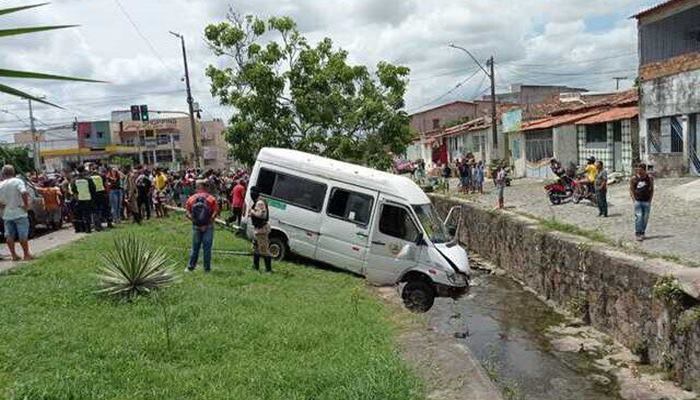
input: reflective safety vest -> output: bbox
[74,178,92,201]
[91,175,105,192]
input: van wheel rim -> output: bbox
[408,290,427,307]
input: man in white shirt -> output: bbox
[0,165,32,260]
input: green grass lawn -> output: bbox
[0,216,422,399]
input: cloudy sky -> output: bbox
[0,0,655,140]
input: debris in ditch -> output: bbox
[589,374,612,386]
[454,329,469,339]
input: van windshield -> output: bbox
[412,204,451,244]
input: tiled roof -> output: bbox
[521,110,602,132]
[574,106,639,125]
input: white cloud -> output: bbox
[0,0,652,132]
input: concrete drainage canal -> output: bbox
[423,256,695,400]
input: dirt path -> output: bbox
[375,286,504,400]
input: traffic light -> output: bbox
[140,105,149,121]
[130,105,140,121]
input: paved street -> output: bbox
[450,176,700,265]
[0,228,85,274]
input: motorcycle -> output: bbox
[545,175,574,205]
[571,174,597,205]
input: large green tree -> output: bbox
[205,12,411,169]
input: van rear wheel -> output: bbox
[268,236,286,261]
[402,280,435,313]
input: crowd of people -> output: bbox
[0,162,264,266]
[18,164,251,233]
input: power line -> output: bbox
[113,0,179,80]
[408,68,481,113]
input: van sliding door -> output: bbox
[316,183,377,274]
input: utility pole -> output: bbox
[448,44,498,154]
[613,76,628,91]
[488,56,498,150]
[28,99,40,171]
[170,31,201,169]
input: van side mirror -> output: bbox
[447,225,457,236]
[415,232,426,246]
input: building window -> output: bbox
[670,116,684,153]
[432,119,440,129]
[525,130,553,162]
[97,131,104,139]
[157,134,170,145]
[648,118,661,153]
[326,188,373,226]
[256,168,327,212]
[649,117,683,153]
[585,123,607,149]
[379,204,419,242]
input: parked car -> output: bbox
[0,177,59,241]
[246,148,471,312]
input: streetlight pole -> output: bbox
[170,31,201,169]
[28,99,41,171]
[448,44,498,153]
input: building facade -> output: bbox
[635,0,700,176]
[12,113,231,171]
[408,101,479,167]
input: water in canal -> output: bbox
[427,270,621,400]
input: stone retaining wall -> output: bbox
[431,194,700,391]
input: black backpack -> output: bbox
[191,196,212,226]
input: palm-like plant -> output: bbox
[97,235,178,299]
[1,2,102,107]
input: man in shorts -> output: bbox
[0,165,33,260]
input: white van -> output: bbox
[245,148,470,311]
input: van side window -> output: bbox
[379,204,419,241]
[327,188,373,225]
[256,168,327,212]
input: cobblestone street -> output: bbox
[450,176,700,265]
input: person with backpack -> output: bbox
[184,179,219,272]
[248,186,272,272]
[136,167,152,220]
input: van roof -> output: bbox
[257,147,430,204]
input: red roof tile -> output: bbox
[521,110,602,132]
[575,106,638,125]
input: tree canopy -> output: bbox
[205,11,411,169]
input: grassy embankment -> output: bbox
[0,216,422,399]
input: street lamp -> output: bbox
[448,43,498,151]
[170,31,201,169]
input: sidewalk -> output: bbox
[0,228,85,273]
[449,176,700,266]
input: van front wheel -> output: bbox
[402,280,435,312]
[268,236,287,261]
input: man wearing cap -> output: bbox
[248,186,272,272]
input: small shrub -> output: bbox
[566,294,589,320]
[652,275,684,305]
[676,307,700,335]
[96,235,178,299]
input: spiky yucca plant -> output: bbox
[97,235,178,299]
